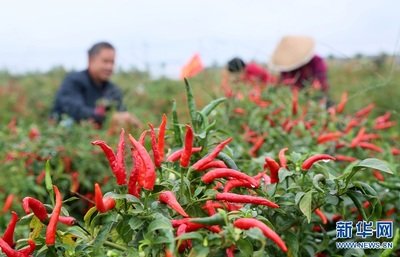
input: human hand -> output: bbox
[109,112,142,134]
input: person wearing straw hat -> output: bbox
[227,57,275,85]
[270,36,328,93]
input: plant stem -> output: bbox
[104,240,128,251]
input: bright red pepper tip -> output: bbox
[159,191,189,218]
[45,185,62,246]
[234,218,288,252]
[301,154,336,171]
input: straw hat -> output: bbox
[270,36,315,72]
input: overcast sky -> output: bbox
[0,0,399,78]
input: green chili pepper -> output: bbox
[312,174,326,193]
[217,152,239,171]
[172,100,183,147]
[189,213,225,226]
[200,97,226,117]
[184,78,198,127]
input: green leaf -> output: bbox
[105,192,142,204]
[278,168,294,182]
[342,158,393,188]
[84,207,97,226]
[176,232,203,241]
[93,222,114,248]
[354,158,393,174]
[29,216,44,239]
[284,231,299,257]
[147,216,171,232]
[299,191,313,223]
[294,192,305,206]
[245,228,266,242]
[129,218,145,230]
[188,245,209,257]
[193,186,204,198]
[236,239,254,257]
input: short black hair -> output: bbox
[227,57,246,73]
[88,42,115,58]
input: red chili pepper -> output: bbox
[165,248,174,257]
[2,194,14,213]
[344,119,359,135]
[391,147,400,156]
[35,170,46,185]
[171,219,221,233]
[226,245,235,257]
[2,211,18,248]
[0,237,24,257]
[225,202,243,212]
[386,207,396,217]
[70,172,80,193]
[375,111,391,124]
[317,132,342,144]
[158,114,167,162]
[372,170,384,181]
[177,223,192,253]
[166,147,202,162]
[335,155,357,162]
[278,148,288,168]
[292,88,299,116]
[128,134,156,191]
[355,103,375,118]
[331,214,342,223]
[128,150,142,197]
[191,138,233,170]
[360,133,380,141]
[57,216,76,226]
[216,193,279,208]
[22,197,48,222]
[358,142,383,153]
[314,208,328,224]
[92,138,127,185]
[224,179,258,193]
[180,125,194,167]
[336,91,348,113]
[350,127,366,148]
[94,183,116,213]
[138,130,147,144]
[264,157,280,184]
[196,160,227,171]
[159,191,189,217]
[301,154,336,171]
[17,239,35,256]
[46,185,62,246]
[234,218,288,252]
[202,201,225,216]
[374,121,396,130]
[148,123,162,168]
[116,128,126,182]
[312,225,322,232]
[234,108,246,115]
[249,136,264,157]
[201,168,258,187]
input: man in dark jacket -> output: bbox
[52,42,139,127]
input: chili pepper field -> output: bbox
[0,60,399,257]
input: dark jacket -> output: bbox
[51,70,125,124]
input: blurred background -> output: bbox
[1,0,399,78]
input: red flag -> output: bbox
[180,53,204,79]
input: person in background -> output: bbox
[227,57,274,85]
[51,42,140,128]
[269,36,329,94]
